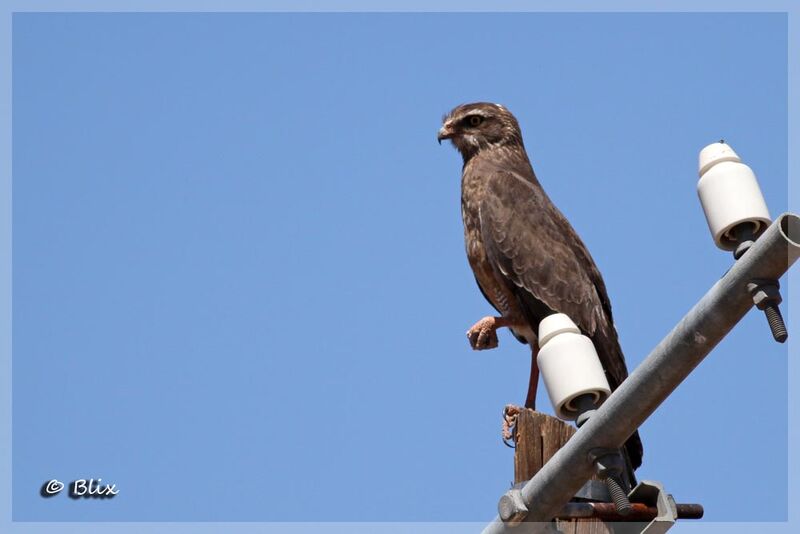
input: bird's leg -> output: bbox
[466,316,516,350]
[524,345,539,410]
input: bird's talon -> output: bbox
[502,404,522,445]
[467,317,500,350]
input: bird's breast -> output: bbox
[461,171,534,344]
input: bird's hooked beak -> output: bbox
[437,123,455,145]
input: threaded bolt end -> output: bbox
[764,304,788,343]
[605,475,632,516]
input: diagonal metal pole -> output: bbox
[482,213,800,534]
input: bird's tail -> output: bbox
[621,429,643,489]
[591,324,644,476]
[624,429,644,471]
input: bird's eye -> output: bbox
[466,115,484,127]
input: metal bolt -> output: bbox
[732,224,788,343]
[748,281,788,343]
[732,223,757,260]
[590,449,632,516]
[604,475,632,516]
[498,489,528,525]
[573,393,597,428]
[763,304,788,343]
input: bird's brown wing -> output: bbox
[478,169,630,390]
[479,168,644,470]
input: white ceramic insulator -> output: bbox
[537,314,611,421]
[697,141,771,251]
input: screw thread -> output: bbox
[605,475,632,516]
[764,304,788,343]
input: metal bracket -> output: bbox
[516,478,612,503]
[627,480,678,534]
[574,479,611,501]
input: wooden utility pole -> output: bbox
[513,409,612,534]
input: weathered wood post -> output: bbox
[513,409,612,534]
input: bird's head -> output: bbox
[437,102,524,160]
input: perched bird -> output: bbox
[438,102,643,470]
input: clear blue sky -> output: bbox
[12,12,788,523]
